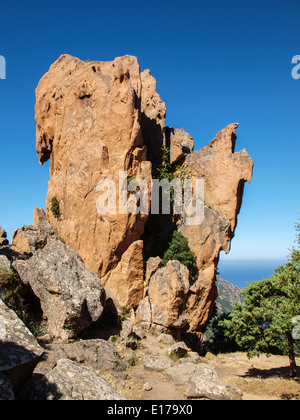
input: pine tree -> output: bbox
[219,221,300,377]
[162,231,197,276]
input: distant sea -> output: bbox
[217,259,288,290]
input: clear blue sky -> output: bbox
[0,0,299,261]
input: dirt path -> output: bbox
[37,330,300,400]
[108,333,188,400]
[112,333,300,401]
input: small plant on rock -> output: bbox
[162,231,198,279]
[50,196,60,218]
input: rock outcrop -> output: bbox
[166,127,194,165]
[165,362,235,400]
[35,54,253,338]
[14,239,105,341]
[0,373,15,400]
[215,277,244,315]
[20,359,125,400]
[0,254,11,272]
[13,208,105,341]
[41,339,126,373]
[35,54,152,284]
[101,240,144,309]
[0,299,44,395]
[0,227,8,247]
[137,261,190,334]
[176,123,253,333]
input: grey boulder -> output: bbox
[20,359,126,400]
[0,373,15,400]
[0,299,43,393]
[13,238,105,340]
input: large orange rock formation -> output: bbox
[35,54,253,337]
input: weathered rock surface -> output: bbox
[144,256,162,297]
[37,339,126,374]
[12,207,56,258]
[180,123,253,268]
[140,69,166,163]
[20,359,125,400]
[175,123,253,334]
[13,238,105,340]
[0,372,15,400]
[120,320,134,341]
[35,54,253,338]
[165,363,201,387]
[0,299,44,392]
[184,264,218,334]
[165,362,236,400]
[101,240,144,309]
[157,333,175,346]
[12,225,45,256]
[0,227,8,247]
[184,362,234,400]
[148,260,190,331]
[135,296,152,331]
[185,374,231,400]
[167,341,189,358]
[166,127,194,165]
[0,255,11,272]
[35,54,152,281]
[190,123,252,232]
[137,260,190,333]
[143,356,174,372]
[34,207,55,236]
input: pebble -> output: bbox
[143,382,153,391]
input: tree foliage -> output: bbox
[203,307,240,354]
[50,196,60,218]
[219,221,300,377]
[162,231,197,277]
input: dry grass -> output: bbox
[238,377,300,400]
[210,352,300,400]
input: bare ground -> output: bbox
[207,352,300,400]
[37,330,300,401]
[100,332,300,401]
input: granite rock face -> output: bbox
[20,359,125,400]
[0,372,15,400]
[165,362,235,400]
[0,255,11,272]
[0,227,8,247]
[14,238,105,341]
[35,54,253,337]
[37,339,126,373]
[35,54,152,283]
[0,299,44,392]
[166,127,194,165]
[136,260,190,333]
[101,240,144,309]
[12,208,105,341]
[177,123,253,333]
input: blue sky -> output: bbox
[0,0,299,261]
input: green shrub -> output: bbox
[0,267,21,305]
[50,196,60,218]
[162,231,197,277]
[120,305,131,321]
